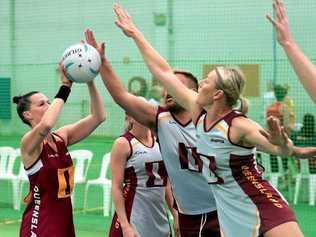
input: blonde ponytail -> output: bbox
[215,66,247,110]
[238,96,248,114]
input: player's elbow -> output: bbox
[92,112,107,126]
[37,122,53,136]
[99,111,107,123]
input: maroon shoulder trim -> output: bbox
[223,110,245,126]
[51,132,69,155]
[52,132,66,144]
[158,105,168,113]
[121,131,134,142]
[204,110,234,132]
[51,132,70,154]
[120,132,134,160]
[225,111,255,149]
[128,131,155,149]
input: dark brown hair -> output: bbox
[12,91,39,126]
[174,69,198,90]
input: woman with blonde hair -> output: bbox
[113,4,305,237]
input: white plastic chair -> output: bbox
[83,152,112,216]
[17,162,29,210]
[256,152,284,188]
[293,159,316,205]
[14,148,29,210]
[69,149,93,208]
[0,146,20,210]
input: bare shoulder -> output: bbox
[20,133,29,157]
[232,116,261,130]
[21,131,31,149]
[112,137,131,154]
[231,116,250,130]
[20,130,39,154]
[20,131,43,167]
[230,116,262,142]
[113,136,130,147]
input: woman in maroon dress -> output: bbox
[15,36,106,237]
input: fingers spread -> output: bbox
[279,0,287,18]
[114,4,125,20]
[267,116,282,137]
[259,129,270,140]
[115,20,124,29]
[84,29,98,48]
[266,14,277,26]
[124,9,131,19]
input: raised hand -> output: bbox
[260,116,289,147]
[266,0,294,46]
[84,29,105,62]
[59,62,73,88]
[114,4,139,38]
[260,116,293,155]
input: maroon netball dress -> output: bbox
[20,133,75,237]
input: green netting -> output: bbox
[1,0,316,236]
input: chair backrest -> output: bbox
[276,156,285,174]
[256,152,272,174]
[70,149,93,183]
[299,159,310,176]
[256,152,283,175]
[99,153,111,179]
[15,148,29,181]
[0,146,18,178]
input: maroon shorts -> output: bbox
[178,210,220,237]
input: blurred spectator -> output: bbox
[291,113,316,145]
[128,76,148,97]
[147,85,163,106]
[266,84,296,135]
[266,85,297,194]
[291,113,316,173]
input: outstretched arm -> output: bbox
[237,116,293,156]
[293,146,316,159]
[21,65,73,168]
[267,0,316,103]
[264,113,316,158]
[84,29,157,129]
[56,80,106,146]
[113,4,197,113]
